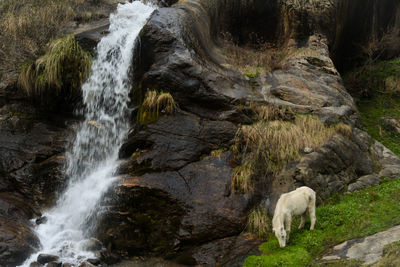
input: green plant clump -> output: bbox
[244,179,400,266]
[19,34,92,98]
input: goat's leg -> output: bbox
[309,199,316,230]
[284,216,292,242]
[298,213,306,229]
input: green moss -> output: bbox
[251,81,260,88]
[8,112,35,119]
[244,179,400,266]
[245,72,260,79]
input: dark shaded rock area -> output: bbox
[330,0,400,71]
[37,254,59,265]
[0,82,75,266]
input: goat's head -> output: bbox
[273,226,287,248]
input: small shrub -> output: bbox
[137,90,177,124]
[18,35,92,98]
[246,206,271,238]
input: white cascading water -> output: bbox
[20,2,155,266]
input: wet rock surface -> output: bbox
[189,233,262,267]
[98,151,248,259]
[0,84,74,265]
[37,254,60,265]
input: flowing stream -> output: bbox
[21,1,155,265]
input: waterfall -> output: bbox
[20,1,155,265]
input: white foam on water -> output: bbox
[20,1,155,265]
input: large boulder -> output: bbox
[98,113,248,256]
[95,0,400,262]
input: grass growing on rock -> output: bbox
[232,111,352,194]
[19,35,92,98]
[0,0,109,80]
[244,179,400,267]
[137,90,177,124]
[220,32,289,75]
[246,206,271,238]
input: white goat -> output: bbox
[272,186,316,248]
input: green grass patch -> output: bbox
[344,57,400,97]
[244,179,400,266]
[245,72,260,79]
[353,57,400,156]
[358,94,400,156]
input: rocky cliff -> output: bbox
[1,0,400,266]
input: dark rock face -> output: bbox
[29,262,43,267]
[133,7,259,119]
[37,254,60,264]
[99,146,248,257]
[0,84,74,265]
[0,191,40,267]
[330,0,400,70]
[189,233,262,267]
[46,261,62,267]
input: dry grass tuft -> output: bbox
[334,123,352,138]
[246,206,271,238]
[137,90,177,124]
[232,113,352,194]
[0,0,75,77]
[18,35,92,97]
[0,0,107,80]
[253,104,296,122]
